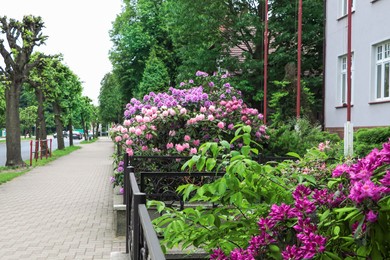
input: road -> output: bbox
[0,137,82,166]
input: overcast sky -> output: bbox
[0,0,123,105]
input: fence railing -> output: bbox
[124,154,165,260]
[29,139,52,166]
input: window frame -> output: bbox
[374,41,390,101]
[338,54,354,106]
[340,0,355,18]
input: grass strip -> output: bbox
[0,145,81,184]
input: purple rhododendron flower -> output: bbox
[366,210,378,223]
[210,249,228,260]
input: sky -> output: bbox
[0,0,123,105]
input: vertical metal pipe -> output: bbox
[297,0,303,118]
[29,140,32,166]
[263,0,269,124]
[347,0,352,122]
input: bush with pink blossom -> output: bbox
[110,71,268,187]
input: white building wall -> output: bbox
[325,0,390,131]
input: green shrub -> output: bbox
[354,126,390,157]
[266,118,341,157]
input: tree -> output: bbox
[137,49,170,98]
[0,15,47,166]
[98,73,124,125]
[20,105,37,138]
[109,0,177,101]
[39,56,82,149]
[77,96,93,140]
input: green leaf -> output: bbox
[206,158,217,171]
[334,207,358,213]
[324,251,343,260]
[286,152,301,160]
[333,226,340,236]
[241,145,251,156]
[196,156,206,171]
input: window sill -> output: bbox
[335,104,354,109]
[369,100,390,105]
[337,10,355,21]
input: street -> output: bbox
[0,137,82,166]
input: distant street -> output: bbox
[0,137,82,166]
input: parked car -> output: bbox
[72,131,83,140]
[53,131,68,138]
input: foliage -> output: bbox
[19,105,37,136]
[354,127,390,157]
[269,80,316,126]
[109,0,177,102]
[98,73,124,124]
[150,126,293,253]
[109,0,325,121]
[137,49,170,98]
[266,118,341,157]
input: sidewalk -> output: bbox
[0,137,125,260]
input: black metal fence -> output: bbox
[123,155,165,260]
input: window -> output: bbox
[340,0,355,17]
[375,41,390,100]
[339,54,354,105]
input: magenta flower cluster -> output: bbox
[332,141,390,212]
[211,185,331,260]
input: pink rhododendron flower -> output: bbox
[115,136,122,142]
[141,146,148,151]
[145,133,153,140]
[190,148,197,155]
[217,121,225,129]
[208,115,215,121]
[193,140,200,146]
[200,107,207,113]
[123,120,131,126]
[119,187,124,195]
[180,108,187,114]
[123,134,129,139]
[184,135,191,142]
[166,143,174,149]
[126,148,134,156]
[175,144,185,153]
[135,128,143,136]
[126,139,133,146]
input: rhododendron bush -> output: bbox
[110,72,268,187]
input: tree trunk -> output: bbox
[5,79,25,167]
[53,102,65,150]
[68,120,73,146]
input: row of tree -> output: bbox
[99,0,324,126]
[0,16,98,167]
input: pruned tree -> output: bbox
[0,15,47,166]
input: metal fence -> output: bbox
[123,154,165,260]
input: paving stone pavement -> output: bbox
[0,137,125,260]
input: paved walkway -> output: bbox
[0,138,125,260]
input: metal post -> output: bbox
[344,0,353,157]
[124,165,130,254]
[297,0,302,118]
[29,140,33,166]
[263,0,269,124]
[50,139,52,157]
[132,193,146,260]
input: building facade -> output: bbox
[325,0,390,136]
